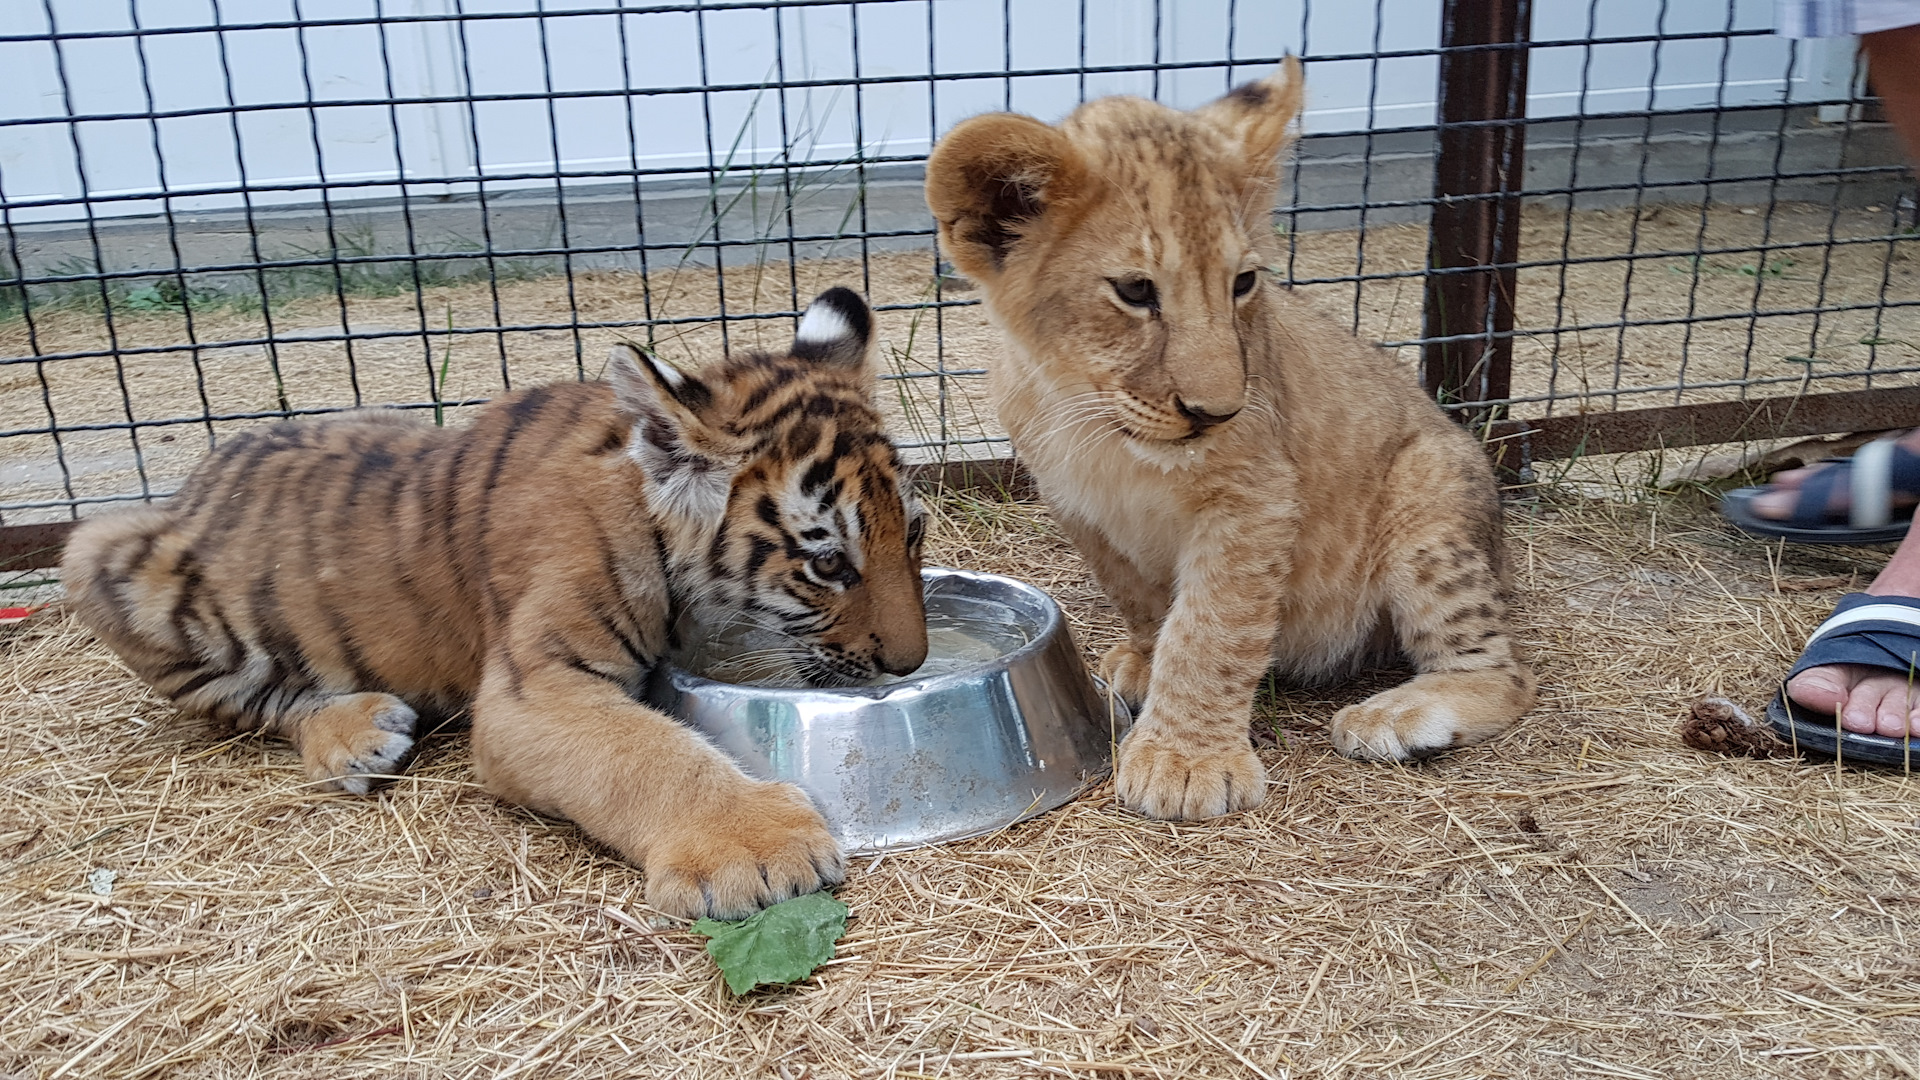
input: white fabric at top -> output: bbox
[1777,0,1920,37]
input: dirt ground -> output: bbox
[4,201,1916,524]
[3,480,1918,1079]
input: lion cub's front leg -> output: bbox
[1329,452,1534,760]
[1053,515,1168,710]
[1112,512,1292,820]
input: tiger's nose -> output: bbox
[877,632,928,677]
[1175,397,1240,435]
[878,645,926,678]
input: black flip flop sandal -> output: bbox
[1722,437,1920,546]
[1767,592,1920,769]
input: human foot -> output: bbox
[1747,429,1920,521]
[1773,592,1920,762]
[1723,433,1920,545]
[1787,663,1920,737]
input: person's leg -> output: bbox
[1784,20,1920,738]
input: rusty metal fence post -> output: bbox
[1422,0,1530,426]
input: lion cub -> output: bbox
[925,60,1534,820]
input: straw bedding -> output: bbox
[4,480,1919,1079]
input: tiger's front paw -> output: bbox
[644,780,845,921]
[1098,643,1153,709]
[300,694,417,796]
[1115,725,1266,820]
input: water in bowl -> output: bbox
[869,599,1030,684]
[675,591,1032,688]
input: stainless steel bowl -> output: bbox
[646,567,1131,854]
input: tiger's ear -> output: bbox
[608,344,742,520]
[609,342,714,417]
[925,112,1089,284]
[1196,56,1305,176]
[790,286,874,374]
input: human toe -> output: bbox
[1872,681,1920,738]
[1840,675,1901,734]
[1787,664,1851,717]
[1749,467,1826,519]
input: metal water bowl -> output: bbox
[646,567,1130,854]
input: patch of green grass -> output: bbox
[0,251,22,321]
[0,253,118,318]
[433,302,457,426]
[0,225,549,327]
[260,225,550,307]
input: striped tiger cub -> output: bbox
[61,287,928,919]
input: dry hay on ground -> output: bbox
[5,201,1916,524]
[3,483,1919,1079]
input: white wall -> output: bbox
[0,0,1854,224]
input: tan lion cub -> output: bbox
[925,60,1534,820]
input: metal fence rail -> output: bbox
[2,0,1917,573]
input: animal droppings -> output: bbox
[1680,696,1785,759]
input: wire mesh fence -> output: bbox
[1,0,1916,550]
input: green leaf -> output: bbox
[690,891,849,995]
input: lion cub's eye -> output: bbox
[1110,277,1158,309]
[1233,270,1258,298]
[809,552,848,581]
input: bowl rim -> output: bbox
[656,565,1067,700]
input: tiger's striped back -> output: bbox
[64,289,926,738]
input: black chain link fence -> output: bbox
[1,0,1915,563]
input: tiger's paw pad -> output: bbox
[304,698,418,795]
[1330,688,1464,762]
[1114,729,1265,820]
[644,782,845,921]
[1098,643,1153,710]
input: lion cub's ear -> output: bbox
[1197,55,1305,174]
[925,113,1088,283]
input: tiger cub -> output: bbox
[61,287,928,919]
[925,62,1534,820]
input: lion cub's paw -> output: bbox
[1098,643,1153,709]
[1115,728,1266,820]
[300,694,417,795]
[1330,685,1470,762]
[645,780,845,921]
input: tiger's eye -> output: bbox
[1111,277,1158,309]
[810,552,847,580]
[1233,269,1258,297]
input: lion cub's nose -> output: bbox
[1175,398,1240,435]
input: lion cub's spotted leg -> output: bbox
[280,693,419,795]
[1330,453,1534,761]
[1113,510,1292,820]
[1054,515,1168,709]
